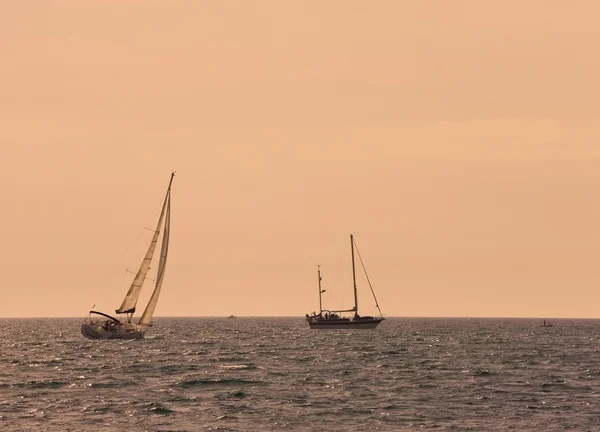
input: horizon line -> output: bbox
[1,315,598,320]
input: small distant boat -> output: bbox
[227,315,237,319]
[541,319,554,327]
[306,234,384,329]
[81,172,175,340]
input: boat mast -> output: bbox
[350,234,358,316]
[317,265,323,315]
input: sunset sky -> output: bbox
[2,1,600,318]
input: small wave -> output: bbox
[218,364,256,370]
[81,404,118,414]
[158,363,202,374]
[146,403,175,415]
[383,349,406,355]
[216,414,238,420]
[89,380,137,389]
[144,334,164,339]
[28,380,68,389]
[541,380,568,388]
[212,356,249,362]
[177,378,260,387]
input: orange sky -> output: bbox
[2,1,600,318]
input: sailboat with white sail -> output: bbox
[81,172,174,340]
[306,234,384,329]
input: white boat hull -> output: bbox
[80,323,144,340]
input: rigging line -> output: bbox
[309,266,319,312]
[353,238,384,317]
[150,183,170,226]
[131,185,166,260]
[116,235,137,268]
[104,233,137,294]
[118,268,129,291]
[130,228,145,270]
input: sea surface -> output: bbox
[0,317,599,431]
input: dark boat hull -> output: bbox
[307,318,384,329]
[80,323,144,340]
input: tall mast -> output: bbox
[350,234,358,315]
[317,265,323,314]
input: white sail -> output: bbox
[115,188,169,314]
[139,193,170,327]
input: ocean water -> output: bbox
[0,317,598,431]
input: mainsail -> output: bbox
[139,193,170,327]
[115,176,173,315]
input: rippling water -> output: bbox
[0,317,599,431]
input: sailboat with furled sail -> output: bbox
[81,172,174,340]
[306,234,384,329]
